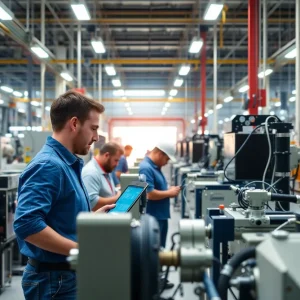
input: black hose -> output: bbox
[218,247,256,300]
[271,193,298,203]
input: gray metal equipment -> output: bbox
[23,131,51,162]
[0,173,19,293]
[255,231,300,300]
[70,214,213,300]
[128,166,139,174]
[120,174,140,191]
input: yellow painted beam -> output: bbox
[17,18,295,25]
[13,97,279,103]
[0,58,275,65]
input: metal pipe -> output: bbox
[70,28,74,76]
[194,76,198,132]
[98,62,102,128]
[296,0,300,143]
[185,80,188,135]
[26,0,29,31]
[27,55,33,127]
[41,0,46,128]
[248,0,260,115]
[213,24,218,134]
[262,0,267,89]
[201,31,207,134]
[77,24,82,88]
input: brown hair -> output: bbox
[124,145,133,151]
[50,90,105,132]
[100,142,124,156]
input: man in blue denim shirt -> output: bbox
[14,91,115,300]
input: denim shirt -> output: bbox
[14,136,90,263]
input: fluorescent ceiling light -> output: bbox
[31,101,40,107]
[128,111,133,115]
[230,114,236,120]
[168,96,173,100]
[289,96,296,102]
[31,46,49,59]
[204,3,224,21]
[112,79,121,87]
[204,130,209,135]
[243,111,249,115]
[125,90,165,97]
[189,38,203,54]
[71,4,91,21]
[292,90,296,95]
[224,96,233,103]
[165,102,171,107]
[174,78,184,87]
[218,120,223,124]
[216,104,223,109]
[91,39,106,54]
[198,116,202,120]
[274,102,281,107]
[18,108,25,113]
[204,113,208,117]
[179,65,190,76]
[190,119,195,124]
[161,111,166,115]
[24,91,28,97]
[13,91,23,97]
[169,89,178,96]
[0,86,13,93]
[224,118,229,122]
[0,99,3,104]
[5,133,12,138]
[208,109,213,115]
[105,65,116,76]
[60,72,73,82]
[125,103,130,107]
[285,48,296,59]
[0,2,14,20]
[45,106,51,111]
[113,89,125,97]
[270,111,275,115]
[239,85,249,93]
[258,68,273,78]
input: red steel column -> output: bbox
[201,31,207,133]
[248,0,260,115]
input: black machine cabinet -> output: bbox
[224,132,275,181]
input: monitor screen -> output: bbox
[108,185,144,213]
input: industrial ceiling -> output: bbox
[0,0,297,133]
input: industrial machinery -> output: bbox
[183,179,235,219]
[0,173,19,293]
[223,115,293,211]
[120,173,140,191]
[128,166,139,174]
[207,186,300,286]
[218,230,300,300]
[70,214,214,300]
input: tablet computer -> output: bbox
[108,181,148,213]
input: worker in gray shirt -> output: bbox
[82,142,123,211]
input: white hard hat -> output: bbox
[156,142,176,162]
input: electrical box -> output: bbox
[224,132,275,181]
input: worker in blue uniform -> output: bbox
[14,91,115,300]
[139,142,180,290]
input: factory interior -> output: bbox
[1,0,300,299]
